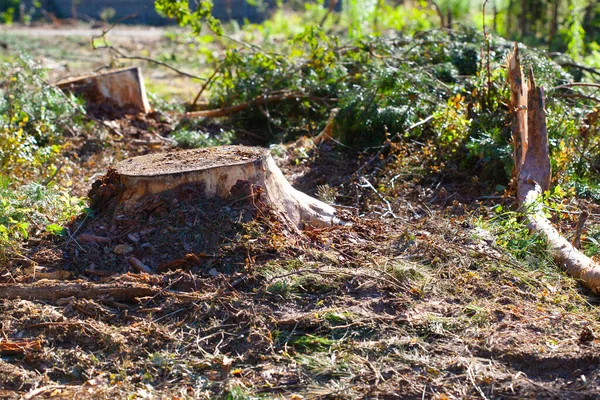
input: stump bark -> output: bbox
[114,145,342,229]
[507,44,600,293]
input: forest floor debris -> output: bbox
[1,26,600,400]
[2,136,600,399]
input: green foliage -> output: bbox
[154,0,223,35]
[160,5,596,189]
[0,0,16,24]
[476,210,555,271]
[289,334,334,352]
[0,57,86,258]
[564,5,586,62]
[0,57,84,178]
[171,127,235,148]
[0,178,86,258]
[99,7,116,23]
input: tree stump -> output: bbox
[114,145,342,228]
[56,67,151,115]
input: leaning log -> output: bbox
[508,44,600,293]
[113,145,342,229]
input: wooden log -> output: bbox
[56,67,151,115]
[114,145,342,228]
[508,45,600,293]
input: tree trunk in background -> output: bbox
[429,1,445,28]
[520,0,528,38]
[493,0,498,32]
[549,0,560,49]
[582,0,595,35]
[507,0,514,38]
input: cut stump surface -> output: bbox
[115,145,342,229]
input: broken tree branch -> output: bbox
[0,281,206,302]
[551,82,600,91]
[557,62,600,80]
[508,44,600,293]
[91,20,205,82]
[572,211,589,250]
[185,92,312,119]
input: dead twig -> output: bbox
[551,82,600,91]
[92,18,205,82]
[192,67,221,105]
[358,177,399,219]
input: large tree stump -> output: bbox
[114,145,341,228]
[56,67,151,115]
[507,44,600,293]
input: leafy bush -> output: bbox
[0,57,85,179]
[157,0,598,193]
[171,127,235,148]
[0,57,87,258]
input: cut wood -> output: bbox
[56,67,151,114]
[128,257,154,274]
[507,44,600,293]
[114,145,343,228]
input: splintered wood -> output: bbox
[508,44,600,293]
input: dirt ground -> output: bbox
[1,27,600,400]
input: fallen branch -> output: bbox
[508,44,600,293]
[551,82,600,91]
[185,92,309,119]
[0,281,158,302]
[0,281,208,302]
[557,62,600,80]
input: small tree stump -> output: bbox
[115,145,341,228]
[56,67,151,115]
